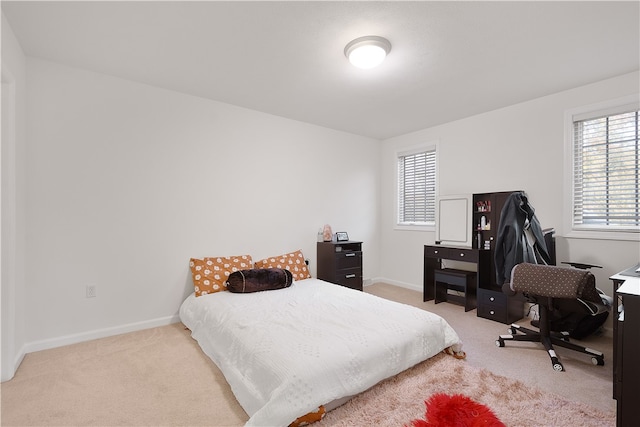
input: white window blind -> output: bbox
[572,108,639,231]
[398,149,436,225]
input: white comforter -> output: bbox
[180,278,461,427]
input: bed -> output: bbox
[180,276,463,426]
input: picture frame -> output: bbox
[336,232,349,242]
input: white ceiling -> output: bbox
[2,1,639,140]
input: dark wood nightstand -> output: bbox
[317,241,363,291]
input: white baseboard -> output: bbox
[366,277,422,293]
[23,314,181,355]
[0,347,26,382]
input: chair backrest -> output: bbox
[543,228,556,265]
[510,263,595,299]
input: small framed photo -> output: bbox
[336,232,349,242]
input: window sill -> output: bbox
[394,224,436,232]
[564,230,640,242]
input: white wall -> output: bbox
[5,16,639,368]
[379,71,640,296]
[1,14,27,381]
[23,58,380,351]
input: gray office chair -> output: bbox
[495,262,606,372]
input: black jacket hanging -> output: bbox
[494,191,552,288]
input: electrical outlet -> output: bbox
[86,284,97,298]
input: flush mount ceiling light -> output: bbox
[344,35,391,69]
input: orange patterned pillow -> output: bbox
[189,255,253,297]
[254,250,311,281]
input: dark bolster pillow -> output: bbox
[226,268,293,293]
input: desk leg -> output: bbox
[434,281,447,304]
[423,257,437,301]
[464,274,477,312]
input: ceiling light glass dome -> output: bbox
[344,36,392,69]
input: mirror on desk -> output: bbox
[436,194,472,247]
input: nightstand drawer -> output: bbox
[336,251,362,270]
[334,268,362,290]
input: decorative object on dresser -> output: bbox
[336,231,349,242]
[322,224,333,242]
[317,241,363,290]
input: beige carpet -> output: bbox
[1,323,248,426]
[1,283,616,426]
[320,352,615,427]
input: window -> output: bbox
[397,146,437,227]
[568,97,639,237]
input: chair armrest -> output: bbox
[578,299,609,316]
[561,261,602,269]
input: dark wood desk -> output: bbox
[424,245,524,323]
[423,245,491,302]
[610,267,640,427]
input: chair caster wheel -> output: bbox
[508,327,516,334]
[496,339,504,348]
[553,362,564,372]
[592,357,604,366]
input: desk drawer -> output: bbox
[479,289,507,306]
[477,288,524,324]
[425,246,451,258]
[424,246,478,262]
[478,303,507,322]
[450,248,478,262]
